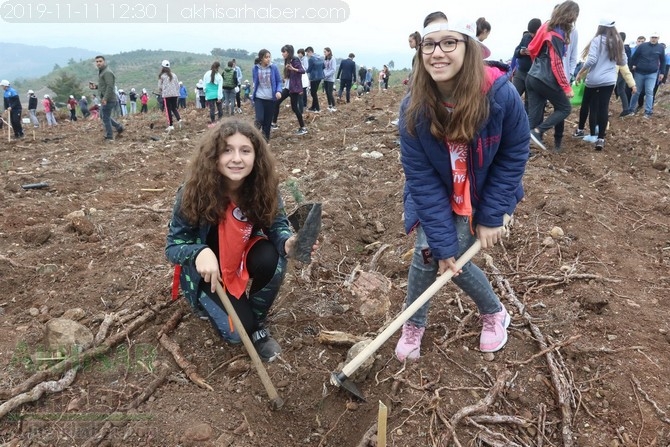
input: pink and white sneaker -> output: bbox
[395,322,425,361]
[479,306,511,352]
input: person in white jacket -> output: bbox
[203,61,224,126]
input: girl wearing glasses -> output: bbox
[395,12,529,362]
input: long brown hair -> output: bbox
[405,14,489,143]
[159,66,173,81]
[548,1,580,45]
[210,61,220,83]
[179,118,279,228]
[581,26,624,64]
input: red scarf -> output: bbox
[218,202,263,299]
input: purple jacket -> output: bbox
[287,56,305,94]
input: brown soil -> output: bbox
[1,88,669,447]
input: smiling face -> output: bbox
[217,132,255,190]
[421,20,466,94]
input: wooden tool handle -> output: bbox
[214,282,284,410]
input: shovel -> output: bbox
[331,215,510,400]
[214,282,284,410]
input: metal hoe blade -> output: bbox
[330,371,366,401]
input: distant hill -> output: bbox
[0,43,99,80]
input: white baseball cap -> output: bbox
[161,60,170,67]
[28,89,34,94]
[599,18,616,27]
[0,80,10,87]
[448,19,491,59]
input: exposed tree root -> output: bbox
[0,301,168,403]
[485,254,576,447]
[0,367,78,419]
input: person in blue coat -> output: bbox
[252,49,283,141]
[1,80,24,138]
[395,13,530,362]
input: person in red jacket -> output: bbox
[67,95,78,121]
[525,1,579,150]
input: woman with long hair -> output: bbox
[157,60,182,130]
[573,19,628,150]
[395,12,529,361]
[166,118,316,362]
[252,49,283,141]
[525,1,580,150]
[203,61,223,126]
[272,44,307,135]
[323,47,337,111]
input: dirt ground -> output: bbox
[1,86,669,447]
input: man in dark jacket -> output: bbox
[1,79,24,138]
[628,32,666,117]
[336,53,357,103]
[91,56,124,140]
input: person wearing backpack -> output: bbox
[525,1,579,151]
[221,61,239,116]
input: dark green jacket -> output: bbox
[98,65,117,103]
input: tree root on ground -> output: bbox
[0,302,169,404]
[157,306,213,391]
[0,367,78,419]
[485,254,576,447]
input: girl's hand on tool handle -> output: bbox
[438,258,462,276]
[476,224,504,249]
[195,248,221,293]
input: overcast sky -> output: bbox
[0,0,666,69]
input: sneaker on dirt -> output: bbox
[479,306,510,353]
[395,322,425,361]
[252,328,281,362]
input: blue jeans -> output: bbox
[629,71,657,115]
[101,101,122,138]
[404,217,502,327]
[254,97,275,141]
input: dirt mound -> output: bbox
[1,87,669,446]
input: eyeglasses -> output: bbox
[420,38,466,55]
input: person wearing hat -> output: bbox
[627,31,666,117]
[79,95,91,119]
[67,94,78,122]
[117,89,127,116]
[93,55,124,140]
[394,12,529,362]
[195,79,205,109]
[128,87,137,114]
[1,80,24,138]
[572,19,628,151]
[42,94,58,126]
[178,81,188,109]
[140,88,149,113]
[27,90,40,127]
[157,59,182,130]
